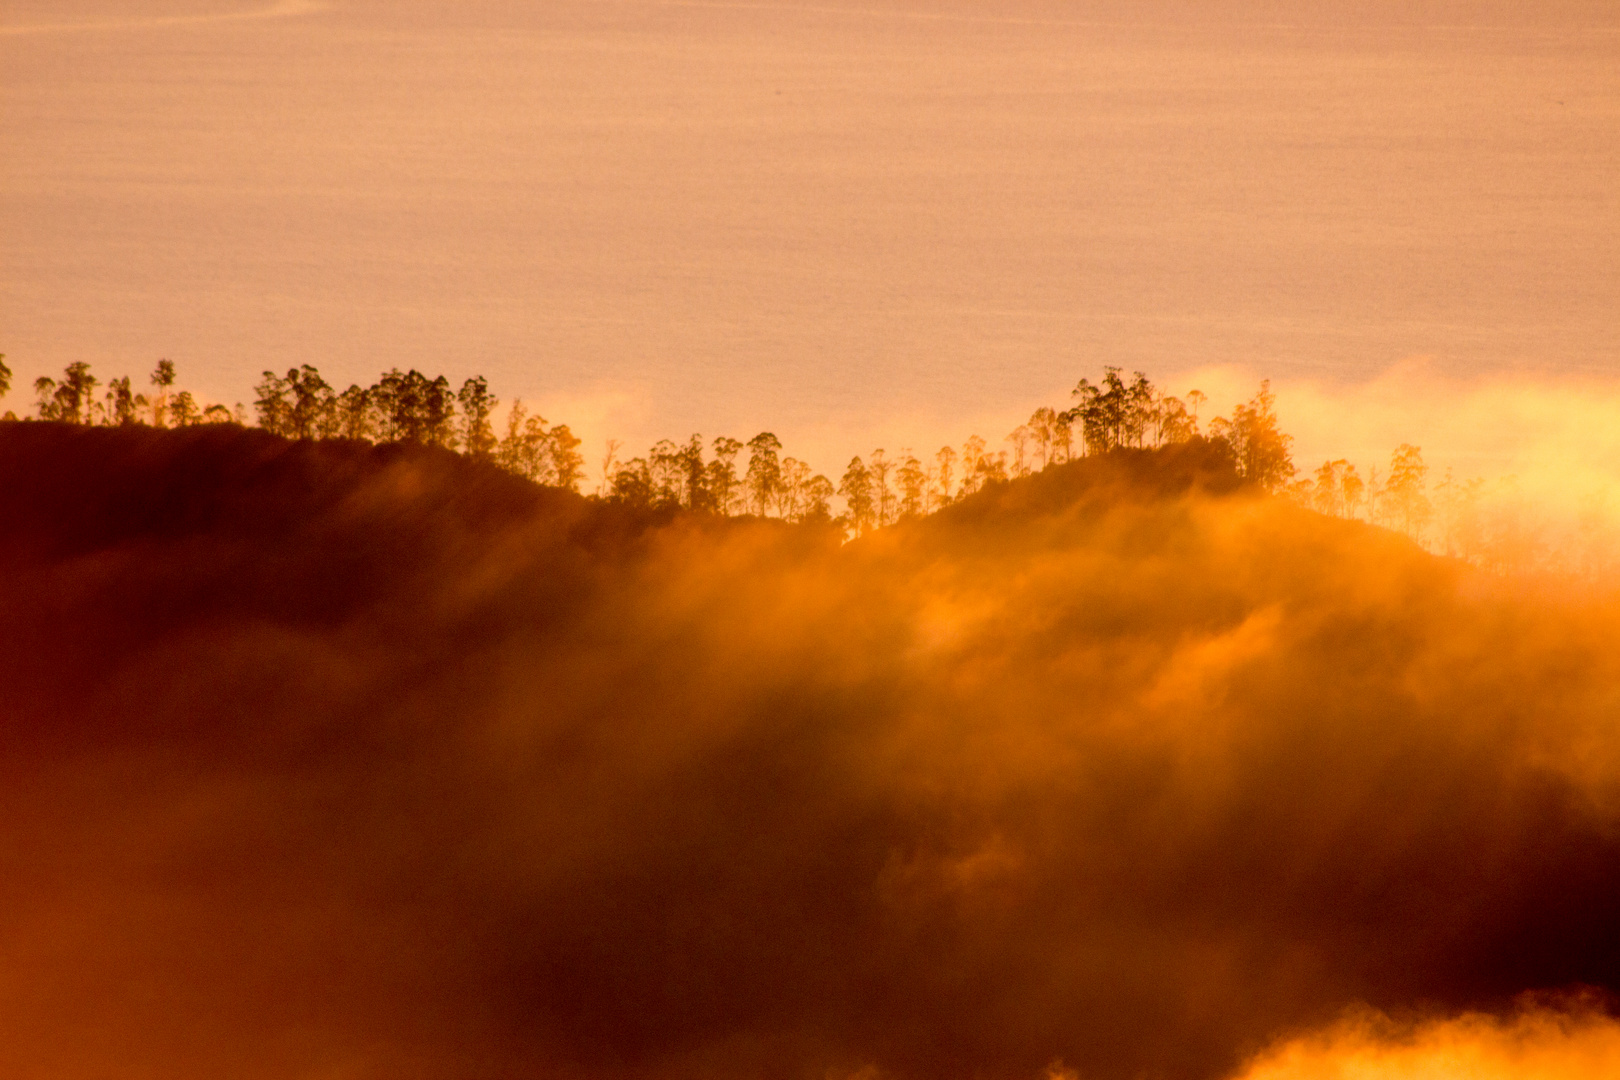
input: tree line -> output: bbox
[0,356,1296,531]
[602,367,1297,535]
[5,353,1513,558]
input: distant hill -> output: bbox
[1,421,1616,1080]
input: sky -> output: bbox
[3,0,1618,479]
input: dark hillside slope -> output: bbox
[1,423,1617,1080]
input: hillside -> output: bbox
[2,422,1617,1080]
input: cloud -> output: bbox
[1233,998,1620,1080]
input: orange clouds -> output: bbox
[1234,1000,1620,1080]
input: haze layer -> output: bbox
[2,423,1618,1078]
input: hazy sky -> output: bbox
[3,0,1617,466]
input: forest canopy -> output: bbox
[0,352,1603,574]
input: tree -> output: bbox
[35,362,99,424]
[498,401,554,483]
[934,445,957,507]
[550,424,584,491]
[667,435,708,509]
[1052,410,1074,462]
[1381,443,1431,540]
[706,437,743,513]
[745,432,783,516]
[168,390,201,427]
[648,439,684,506]
[799,474,835,524]
[1210,381,1294,491]
[285,365,333,439]
[868,449,894,527]
[896,453,927,519]
[0,354,10,401]
[838,456,874,536]
[958,436,989,496]
[254,370,291,435]
[103,376,145,426]
[334,385,373,440]
[1185,389,1207,434]
[373,369,455,446]
[457,377,499,460]
[1006,425,1033,477]
[1066,368,1155,454]
[1155,395,1196,445]
[778,457,811,519]
[1027,407,1057,469]
[611,457,653,506]
[150,359,176,427]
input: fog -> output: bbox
[3,422,1617,1078]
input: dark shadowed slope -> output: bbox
[2,423,1617,1080]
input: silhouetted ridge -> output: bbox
[0,422,566,558]
[933,437,1245,526]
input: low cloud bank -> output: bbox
[1233,997,1620,1080]
[2,423,1618,1079]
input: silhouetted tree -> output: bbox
[648,439,684,507]
[550,424,584,492]
[1027,408,1057,469]
[102,376,145,426]
[1185,389,1207,433]
[1067,368,1152,453]
[334,385,373,440]
[0,354,10,402]
[457,377,499,460]
[1006,425,1033,477]
[374,369,455,446]
[150,359,176,427]
[611,457,654,507]
[869,449,895,526]
[285,365,334,439]
[745,432,783,516]
[168,390,201,427]
[35,362,99,424]
[1210,381,1294,491]
[897,453,927,519]
[254,370,291,435]
[498,401,554,483]
[706,437,743,513]
[799,474,836,524]
[839,456,874,536]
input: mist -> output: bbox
[3,421,1618,1078]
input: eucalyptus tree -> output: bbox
[457,376,499,460]
[706,437,743,513]
[150,359,176,427]
[745,432,783,516]
[103,376,145,425]
[1209,381,1294,492]
[838,456,874,536]
[34,362,99,424]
